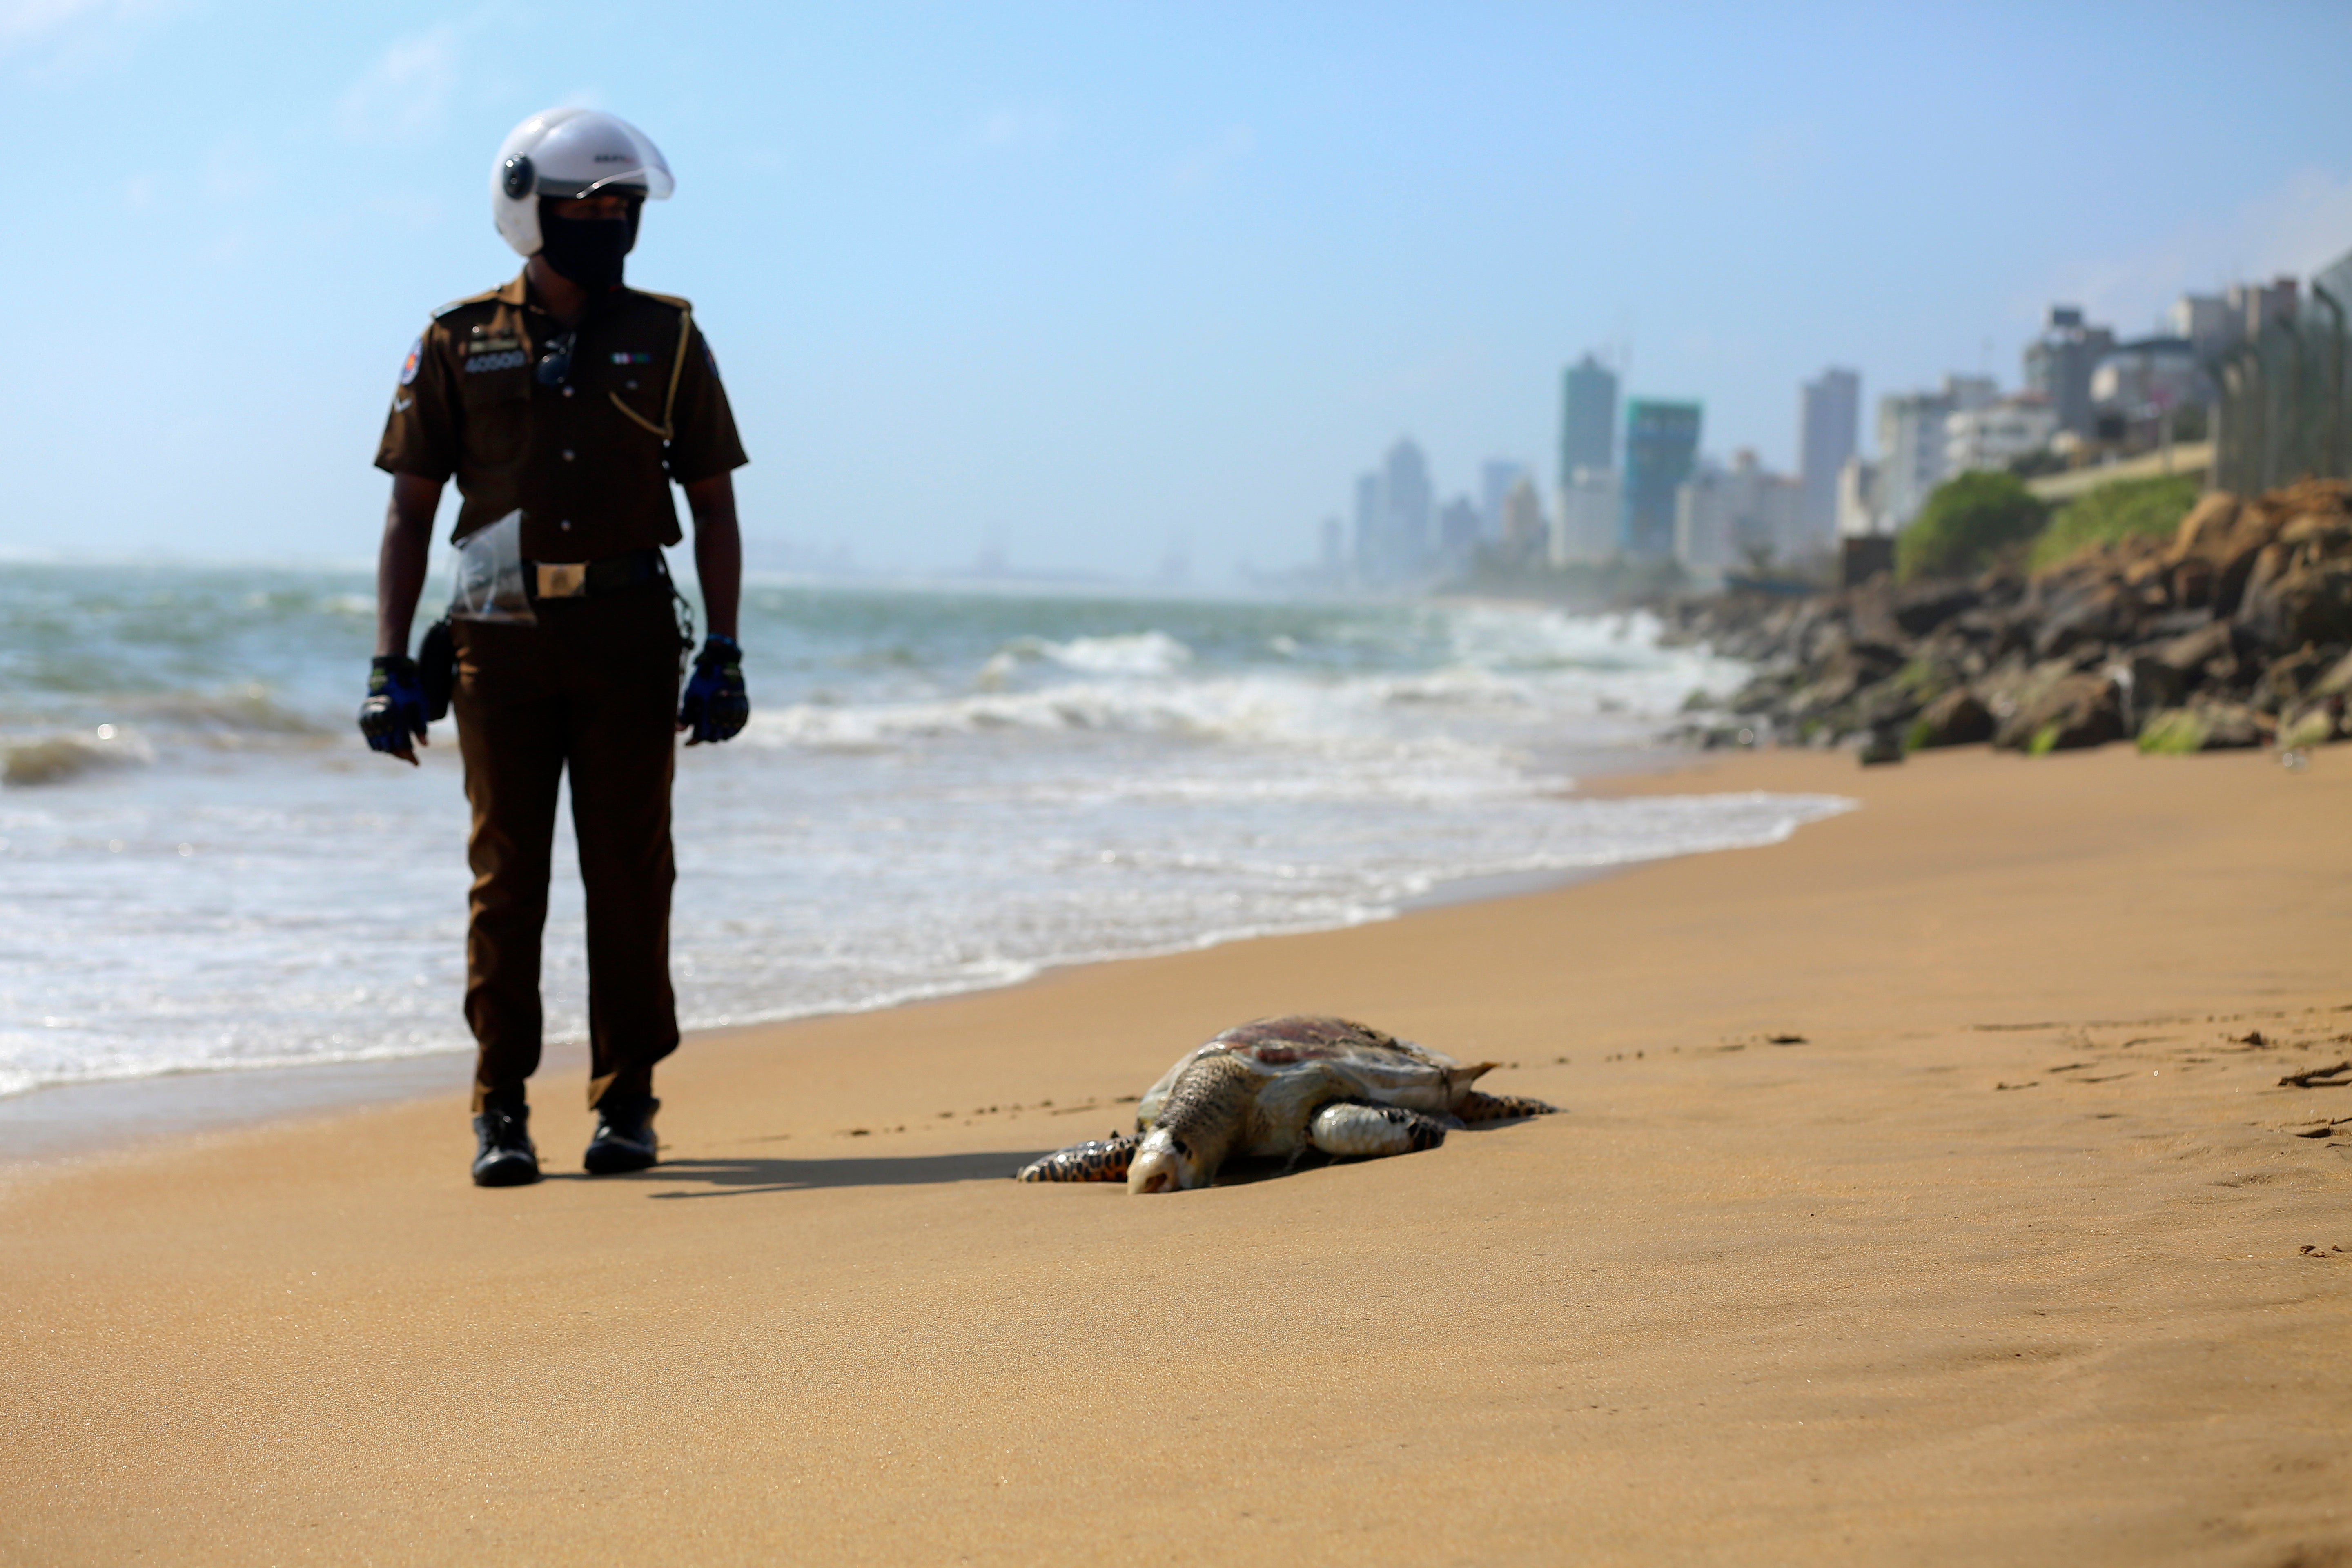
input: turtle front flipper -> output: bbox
[1457,1090,1558,1122]
[1015,1134,1141,1183]
[1308,1100,1449,1160]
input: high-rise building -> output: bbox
[1553,466,1619,566]
[1499,476,1548,565]
[1835,456,1881,539]
[1382,438,1433,577]
[1797,368,1860,548]
[1620,399,1701,558]
[2023,306,2117,437]
[2169,279,2304,364]
[1319,516,1345,578]
[2168,293,2233,359]
[1876,375,1995,531]
[1352,440,1434,584]
[2227,277,2299,337]
[1479,460,1526,541]
[1439,496,1482,563]
[1560,355,1617,482]
[1945,394,2059,475]
[1673,450,1804,576]
[1352,471,1383,581]
[2091,339,2201,421]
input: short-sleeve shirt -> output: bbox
[375,270,748,561]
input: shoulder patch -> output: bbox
[398,336,423,386]
[430,285,504,321]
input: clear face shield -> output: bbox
[539,168,666,202]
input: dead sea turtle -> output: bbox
[1015,1014,1557,1194]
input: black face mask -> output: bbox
[537,199,640,292]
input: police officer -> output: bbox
[362,108,750,1187]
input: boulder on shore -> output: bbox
[1993,672,2124,755]
[2122,653,2187,719]
[1654,479,2352,761]
[2237,558,2352,653]
[1905,689,1993,750]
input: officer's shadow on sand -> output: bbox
[603,1150,1049,1197]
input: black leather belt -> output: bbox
[525,547,667,601]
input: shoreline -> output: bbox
[7,741,2348,1563]
[0,858,1652,1169]
[0,746,1688,1169]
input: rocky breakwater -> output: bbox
[1662,479,2352,759]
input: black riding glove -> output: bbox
[359,655,429,764]
[678,635,748,745]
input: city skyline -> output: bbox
[1326,245,2336,584]
[3,4,2349,579]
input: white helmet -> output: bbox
[490,108,674,258]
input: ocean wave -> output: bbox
[1044,630,1193,675]
[0,689,329,785]
[1375,665,1532,707]
[977,629,1193,689]
[751,672,1326,748]
[1446,606,1658,665]
[2,725,155,786]
[743,648,1714,755]
[127,685,329,739]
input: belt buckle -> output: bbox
[535,561,590,599]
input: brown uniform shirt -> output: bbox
[375,271,748,561]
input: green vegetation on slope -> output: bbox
[2028,474,2201,572]
[2137,710,2209,754]
[1897,471,2049,583]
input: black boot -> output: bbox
[584,1093,661,1175]
[472,1092,540,1187]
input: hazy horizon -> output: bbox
[5,0,2348,581]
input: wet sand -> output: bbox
[3,744,2348,1564]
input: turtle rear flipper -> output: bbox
[1015,1134,1140,1182]
[1458,1089,1557,1122]
[1308,1101,1448,1160]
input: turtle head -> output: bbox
[1125,1125,1209,1194]
[1125,1046,1254,1194]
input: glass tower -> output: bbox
[1620,399,1701,557]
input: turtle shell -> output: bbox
[1135,1014,1495,1158]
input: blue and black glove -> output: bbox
[678,635,749,745]
[359,655,429,764]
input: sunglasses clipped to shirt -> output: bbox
[536,330,577,387]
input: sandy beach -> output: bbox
[3,742,2348,1565]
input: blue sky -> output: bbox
[4,0,2349,579]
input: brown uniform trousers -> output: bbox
[454,582,684,1110]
